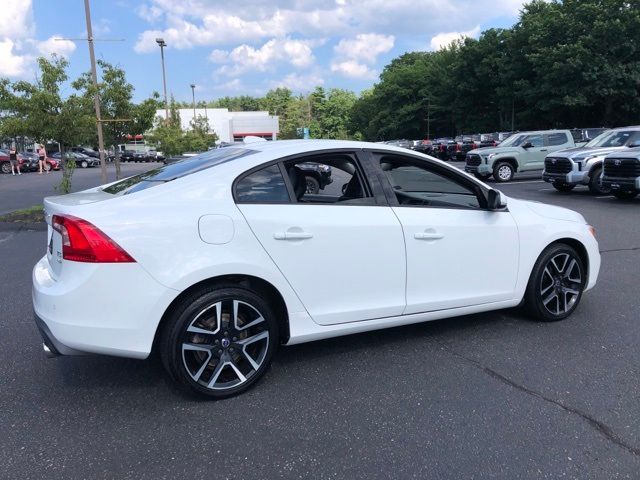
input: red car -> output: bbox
[0,149,25,174]
[45,157,61,171]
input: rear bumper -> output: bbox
[34,313,87,357]
[32,255,179,359]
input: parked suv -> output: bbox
[542,127,640,194]
[601,149,640,200]
[465,130,578,182]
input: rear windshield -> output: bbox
[103,148,256,195]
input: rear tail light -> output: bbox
[51,214,135,263]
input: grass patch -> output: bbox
[0,205,44,223]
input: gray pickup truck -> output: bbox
[542,127,640,194]
[465,130,581,182]
[601,148,640,200]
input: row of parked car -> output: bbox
[0,150,61,174]
[461,126,640,200]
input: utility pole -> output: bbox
[427,97,431,140]
[190,83,196,123]
[83,0,107,184]
[511,97,515,132]
[156,38,169,120]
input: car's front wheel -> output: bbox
[160,285,279,398]
[80,160,88,168]
[523,243,585,321]
[493,162,514,182]
[305,176,320,194]
[587,166,609,195]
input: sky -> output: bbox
[1,0,528,103]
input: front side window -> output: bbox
[283,154,373,205]
[235,164,290,203]
[379,156,481,209]
[522,134,544,147]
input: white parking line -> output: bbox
[504,180,545,185]
[596,195,613,199]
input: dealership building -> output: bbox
[156,108,280,143]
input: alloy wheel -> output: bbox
[180,299,270,391]
[539,252,582,315]
[498,165,512,181]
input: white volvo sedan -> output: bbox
[33,140,600,398]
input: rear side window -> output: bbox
[104,148,255,195]
[546,133,569,146]
[236,164,290,203]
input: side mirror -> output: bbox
[521,141,533,149]
[487,189,507,210]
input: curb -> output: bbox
[0,221,47,232]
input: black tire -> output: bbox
[80,160,88,168]
[493,162,514,182]
[587,166,609,195]
[523,243,585,322]
[612,190,638,200]
[43,162,52,172]
[474,172,491,181]
[305,176,320,194]
[1,162,10,174]
[552,182,575,193]
[160,285,279,399]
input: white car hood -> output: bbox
[509,197,586,223]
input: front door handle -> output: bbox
[274,231,313,240]
[540,149,548,152]
[414,231,444,241]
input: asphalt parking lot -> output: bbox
[1,160,639,479]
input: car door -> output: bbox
[372,152,519,314]
[235,151,406,326]
[544,132,572,155]
[519,134,546,171]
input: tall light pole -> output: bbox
[426,96,431,140]
[156,38,169,120]
[190,83,196,123]
[83,0,107,184]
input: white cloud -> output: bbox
[0,0,78,78]
[213,38,316,76]
[429,25,482,50]
[271,72,325,92]
[330,60,377,80]
[37,36,77,58]
[330,33,393,79]
[0,39,31,77]
[136,4,164,23]
[333,33,394,64]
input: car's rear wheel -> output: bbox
[305,176,320,194]
[552,181,575,192]
[612,190,638,200]
[587,166,609,195]
[523,244,585,321]
[43,162,52,172]
[1,162,10,174]
[493,162,514,182]
[160,285,279,398]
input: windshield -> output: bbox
[585,130,640,148]
[103,147,256,195]
[498,134,527,147]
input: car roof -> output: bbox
[232,139,420,157]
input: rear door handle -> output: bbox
[414,231,444,240]
[274,231,313,240]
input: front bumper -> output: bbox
[542,170,589,185]
[601,175,640,191]
[465,164,492,175]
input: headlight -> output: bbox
[487,153,496,160]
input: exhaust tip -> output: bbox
[43,342,59,358]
